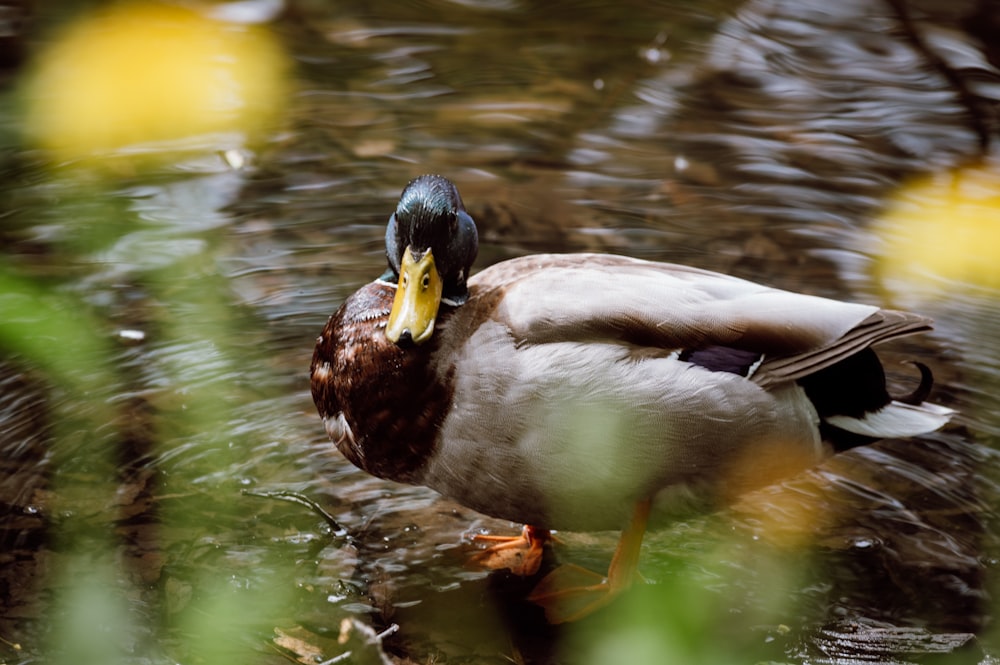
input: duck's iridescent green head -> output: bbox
[382,174,478,346]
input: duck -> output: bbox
[310,174,953,623]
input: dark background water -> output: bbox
[1,1,1000,663]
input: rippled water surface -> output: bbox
[2,1,1000,663]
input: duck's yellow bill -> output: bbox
[386,246,443,345]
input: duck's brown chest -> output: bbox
[310,282,451,483]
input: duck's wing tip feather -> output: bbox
[752,309,934,388]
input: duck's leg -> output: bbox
[469,524,550,576]
[527,498,651,623]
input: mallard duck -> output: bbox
[310,174,953,623]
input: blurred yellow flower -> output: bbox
[877,164,1000,291]
[22,2,289,164]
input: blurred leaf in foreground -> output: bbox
[877,162,1000,292]
[0,265,113,398]
[20,1,289,167]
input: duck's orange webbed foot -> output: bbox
[526,564,615,623]
[469,524,551,576]
[527,499,651,624]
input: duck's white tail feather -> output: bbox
[825,401,954,438]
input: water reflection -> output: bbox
[1,0,999,663]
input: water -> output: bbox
[2,0,1000,663]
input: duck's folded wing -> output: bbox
[751,309,931,388]
[476,253,932,386]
